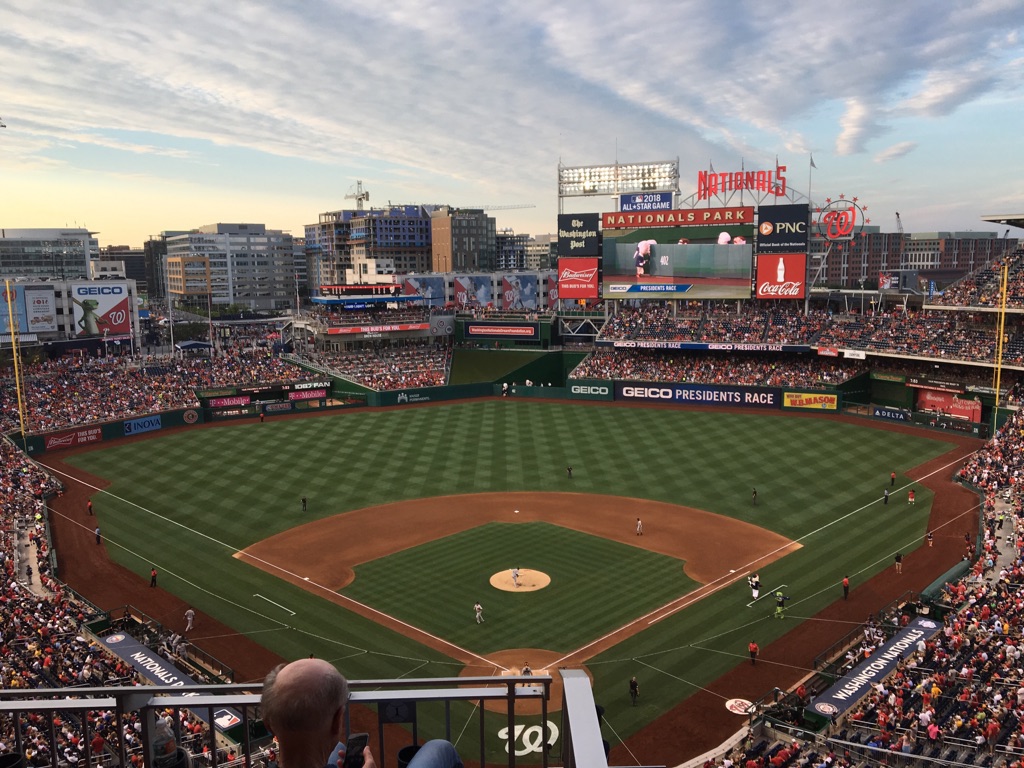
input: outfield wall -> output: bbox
[15,407,206,456]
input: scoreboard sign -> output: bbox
[620,192,672,212]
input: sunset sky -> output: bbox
[1,1,1021,247]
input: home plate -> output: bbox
[304,577,310,581]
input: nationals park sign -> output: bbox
[602,207,754,229]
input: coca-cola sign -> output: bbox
[756,253,806,299]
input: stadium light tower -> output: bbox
[557,160,679,213]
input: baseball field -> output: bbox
[42,399,983,765]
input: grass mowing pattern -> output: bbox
[63,401,954,741]
[342,522,697,654]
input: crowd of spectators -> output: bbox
[0,351,309,435]
[931,248,1024,308]
[301,341,452,390]
[593,303,1024,367]
[570,350,865,388]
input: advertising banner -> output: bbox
[873,406,910,422]
[288,389,327,401]
[101,633,243,732]
[401,275,446,306]
[24,286,57,333]
[44,426,104,451]
[600,340,809,353]
[603,242,752,300]
[70,281,131,337]
[0,285,28,335]
[755,253,806,299]
[557,258,600,299]
[602,207,754,229]
[500,274,539,310]
[755,204,810,253]
[557,213,601,256]
[620,192,673,212]
[567,381,614,401]
[124,415,163,436]
[906,375,964,393]
[614,381,780,409]
[326,323,429,335]
[465,322,539,341]
[453,275,494,307]
[916,389,982,423]
[783,391,839,410]
[547,274,559,305]
[811,617,941,720]
[208,395,251,408]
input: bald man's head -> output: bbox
[262,659,349,737]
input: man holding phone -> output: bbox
[262,658,463,768]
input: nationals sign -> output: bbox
[557,258,600,299]
[602,207,753,229]
[756,253,806,299]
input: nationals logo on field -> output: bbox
[756,253,806,299]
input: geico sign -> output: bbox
[571,385,609,395]
[622,386,673,399]
[75,286,125,295]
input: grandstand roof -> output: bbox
[980,213,1024,230]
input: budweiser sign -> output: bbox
[756,253,806,299]
[44,427,103,451]
[557,257,599,299]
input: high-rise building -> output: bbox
[524,234,556,271]
[495,229,529,271]
[165,223,294,311]
[430,207,496,273]
[0,228,98,280]
[305,206,435,291]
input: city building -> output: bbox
[165,223,295,311]
[495,229,529,271]
[304,206,435,292]
[812,229,1018,290]
[99,245,148,292]
[430,207,496,273]
[0,228,99,281]
[524,234,556,271]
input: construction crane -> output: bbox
[463,204,536,211]
[895,211,906,269]
[345,180,370,210]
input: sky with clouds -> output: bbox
[1,0,1022,247]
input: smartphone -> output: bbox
[342,733,369,768]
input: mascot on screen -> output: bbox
[633,239,657,277]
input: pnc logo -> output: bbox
[758,221,774,236]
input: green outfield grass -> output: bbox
[342,521,698,653]
[60,400,956,755]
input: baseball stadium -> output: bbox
[3,213,1024,768]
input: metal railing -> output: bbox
[0,670,609,768]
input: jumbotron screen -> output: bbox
[602,238,753,300]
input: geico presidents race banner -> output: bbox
[615,381,780,408]
[783,391,838,410]
[756,253,806,299]
[599,340,810,353]
[70,281,131,337]
[465,322,539,341]
[557,258,600,299]
[916,389,982,423]
[602,207,754,229]
[811,617,941,720]
[501,274,539,310]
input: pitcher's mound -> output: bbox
[490,568,550,592]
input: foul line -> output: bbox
[254,594,296,615]
[39,462,501,671]
[556,447,979,666]
[746,584,786,608]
